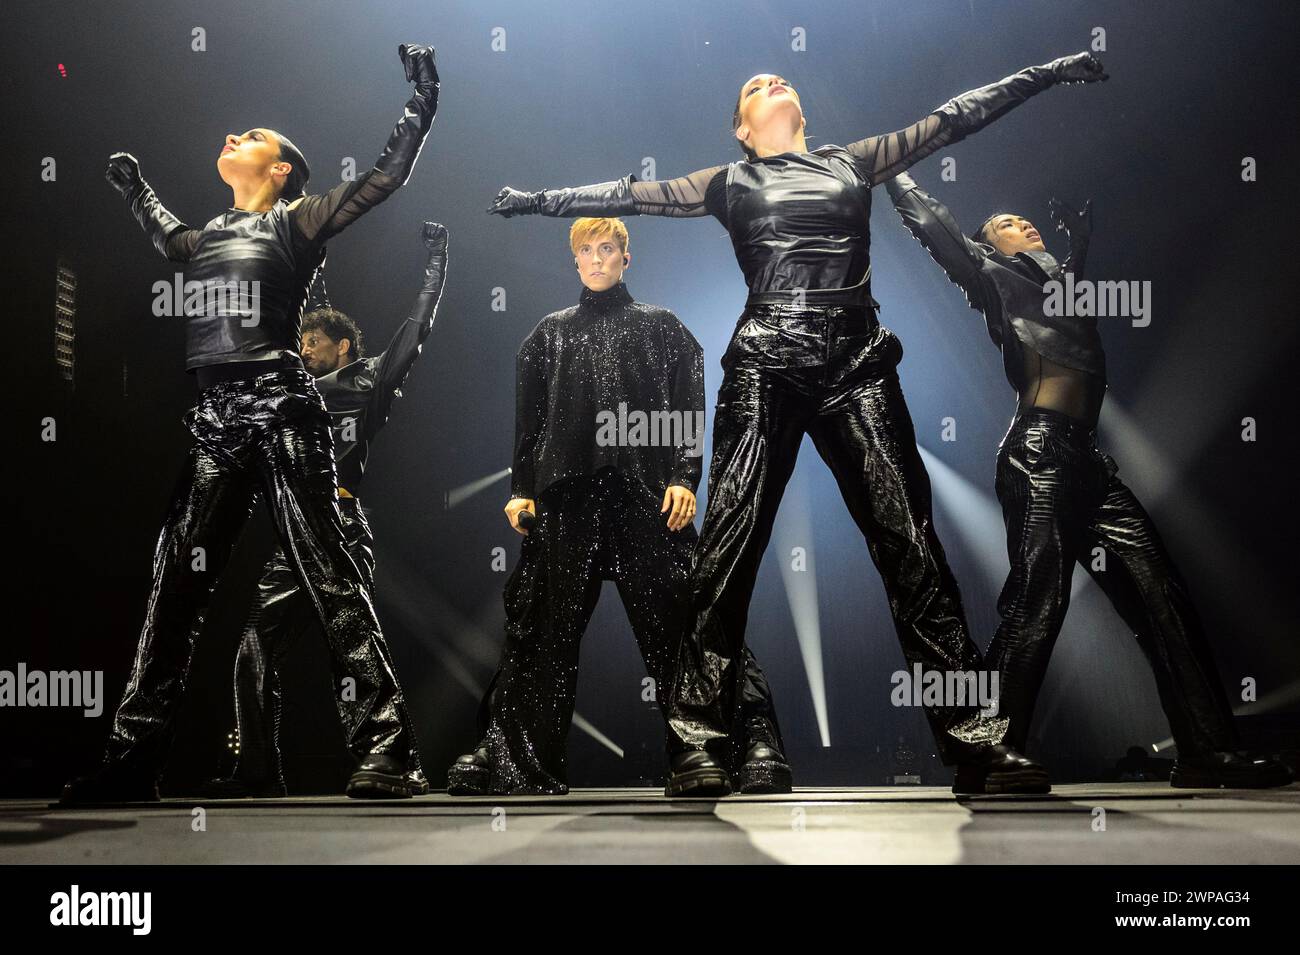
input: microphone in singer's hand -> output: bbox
[517,510,536,532]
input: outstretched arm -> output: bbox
[487,165,727,219]
[105,152,202,261]
[884,171,989,310]
[846,52,1107,185]
[291,44,440,244]
[362,221,449,440]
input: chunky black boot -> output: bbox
[446,744,491,796]
[59,764,161,806]
[952,743,1051,795]
[346,754,419,799]
[734,718,793,794]
[1171,751,1293,789]
[665,747,731,798]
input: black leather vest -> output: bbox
[180,201,321,370]
[725,146,876,307]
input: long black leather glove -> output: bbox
[374,44,440,185]
[934,52,1107,143]
[363,220,449,440]
[486,174,639,218]
[1049,196,1093,277]
[105,152,190,260]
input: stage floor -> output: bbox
[3,783,1298,864]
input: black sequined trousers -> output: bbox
[667,303,1005,764]
[229,496,424,788]
[986,408,1238,757]
[485,467,784,794]
[102,369,416,778]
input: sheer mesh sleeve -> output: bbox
[289,168,403,244]
[628,165,729,218]
[163,228,202,262]
[843,113,957,186]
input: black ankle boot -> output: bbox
[734,719,793,794]
[665,747,731,798]
[1171,751,1293,789]
[447,744,490,796]
[953,743,1051,795]
[59,764,160,806]
[346,754,419,799]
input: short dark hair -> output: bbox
[270,130,311,201]
[970,213,1010,246]
[302,307,364,359]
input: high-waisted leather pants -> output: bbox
[986,408,1238,757]
[103,368,416,778]
[485,466,784,794]
[229,495,424,788]
[667,303,1006,764]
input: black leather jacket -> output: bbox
[315,231,447,495]
[885,171,1106,394]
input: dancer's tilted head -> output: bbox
[972,212,1046,256]
[301,308,363,376]
[732,73,807,160]
[217,127,311,204]
[570,217,630,293]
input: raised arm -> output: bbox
[846,52,1107,185]
[362,221,449,440]
[291,44,440,244]
[105,152,202,261]
[1048,197,1093,279]
[884,171,988,310]
[486,165,727,219]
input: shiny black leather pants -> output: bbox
[987,408,1238,757]
[485,467,784,794]
[103,369,415,777]
[667,304,1004,764]
[229,496,424,788]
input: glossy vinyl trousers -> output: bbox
[667,304,1005,764]
[103,370,415,777]
[229,496,424,787]
[986,408,1238,757]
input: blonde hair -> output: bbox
[570,217,629,256]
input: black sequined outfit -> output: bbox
[94,58,439,784]
[489,58,1101,762]
[482,281,785,794]
[886,172,1238,757]
[228,228,447,790]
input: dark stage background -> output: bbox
[5,0,1298,794]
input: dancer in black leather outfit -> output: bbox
[448,218,790,796]
[884,171,1292,789]
[61,44,441,804]
[489,52,1108,795]
[205,222,448,798]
